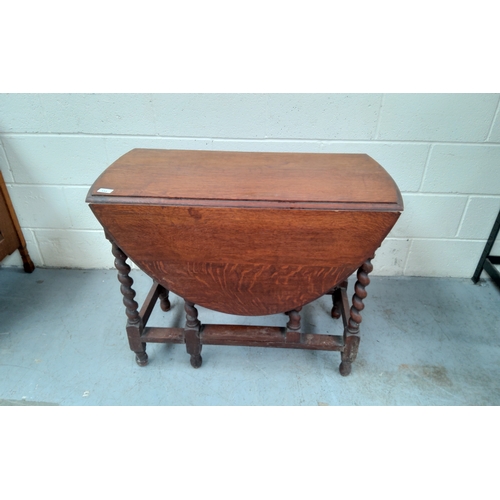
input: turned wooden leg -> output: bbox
[109,237,147,366]
[159,285,171,312]
[286,307,302,330]
[285,307,302,343]
[18,244,35,273]
[340,258,373,376]
[184,300,202,368]
[331,280,347,319]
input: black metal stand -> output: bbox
[472,209,500,290]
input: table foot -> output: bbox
[19,245,35,273]
[135,350,149,366]
[190,354,202,368]
[159,285,171,312]
[328,281,346,319]
[339,334,359,377]
[187,340,202,368]
[331,288,342,319]
[339,360,352,376]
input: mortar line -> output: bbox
[31,230,45,267]
[402,239,414,276]
[265,94,270,139]
[38,94,49,132]
[30,228,104,233]
[0,136,15,181]
[1,132,499,146]
[418,143,434,192]
[454,195,471,237]
[485,95,500,142]
[5,183,91,189]
[149,95,159,138]
[404,237,491,242]
[402,192,499,198]
[374,93,385,140]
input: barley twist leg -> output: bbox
[340,258,373,376]
[109,237,147,366]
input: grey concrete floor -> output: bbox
[0,267,499,405]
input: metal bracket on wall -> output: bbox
[472,209,500,290]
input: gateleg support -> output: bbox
[330,281,347,319]
[159,285,171,312]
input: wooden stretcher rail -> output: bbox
[202,324,343,350]
[142,327,185,343]
[141,325,344,351]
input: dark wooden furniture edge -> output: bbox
[472,208,500,290]
[0,171,35,273]
[87,194,403,212]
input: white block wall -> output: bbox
[1,93,499,278]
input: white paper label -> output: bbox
[97,188,114,194]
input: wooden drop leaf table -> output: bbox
[86,149,403,376]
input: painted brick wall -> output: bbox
[1,93,499,278]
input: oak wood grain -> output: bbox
[88,149,403,210]
[91,204,399,315]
